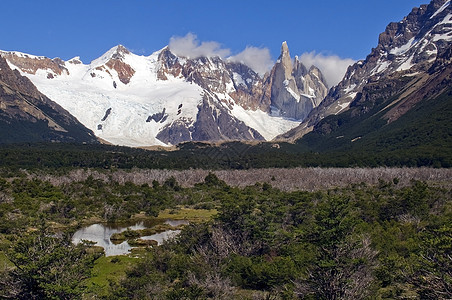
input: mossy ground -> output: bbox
[157,206,217,222]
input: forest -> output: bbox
[0,168,450,299]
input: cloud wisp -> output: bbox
[169,33,273,76]
[168,34,355,83]
[228,46,274,76]
[168,33,231,59]
[298,52,356,87]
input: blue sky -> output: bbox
[0,0,427,84]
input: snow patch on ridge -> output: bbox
[390,37,416,55]
[286,86,300,101]
[431,1,450,19]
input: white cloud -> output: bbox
[298,52,356,87]
[168,33,230,59]
[168,33,273,76]
[228,46,274,76]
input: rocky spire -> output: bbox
[268,41,328,120]
[280,41,293,78]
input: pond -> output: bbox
[72,219,188,256]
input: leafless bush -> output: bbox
[193,225,262,272]
[27,167,452,191]
[187,272,236,300]
[0,192,13,204]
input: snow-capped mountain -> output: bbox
[0,56,97,144]
[280,0,452,141]
[1,42,328,147]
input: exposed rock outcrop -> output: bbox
[1,52,68,78]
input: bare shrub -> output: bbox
[27,167,452,191]
[187,272,236,300]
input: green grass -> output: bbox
[84,255,138,297]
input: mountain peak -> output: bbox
[113,45,130,56]
[277,41,293,79]
[279,41,291,62]
[281,41,290,55]
[91,45,131,67]
[268,41,328,120]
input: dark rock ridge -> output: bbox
[147,108,167,123]
[280,0,452,141]
[0,56,97,144]
[101,108,112,121]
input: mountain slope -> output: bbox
[288,0,452,163]
[2,43,328,147]
[281,0,452,141]
[0,56,97,144]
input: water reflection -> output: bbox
[141,230,181,245]
[72,220,188,256]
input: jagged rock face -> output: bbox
[282,0,452,141]
[105,59,135,85]
[191,95,264,142]
[154,48,269,144]
[157,48,269,110]
[0,56,97,143]
[1,52,68,79]
[267,42,328,120]
[156,45,328,144]
[155,94,265,145]
[225,62,269,111]
[158,48,233,93]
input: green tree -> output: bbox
[0,228,100,299]
[410,225,452,299]
[295,195,378,299]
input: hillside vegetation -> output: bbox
[0,170,450,299]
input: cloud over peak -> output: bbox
[168,33,273,76]
[298,52,355,87]
[168,33,230,59]
[168,33,355,83]
[228,46,273,76]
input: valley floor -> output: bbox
[0,167,450,299]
